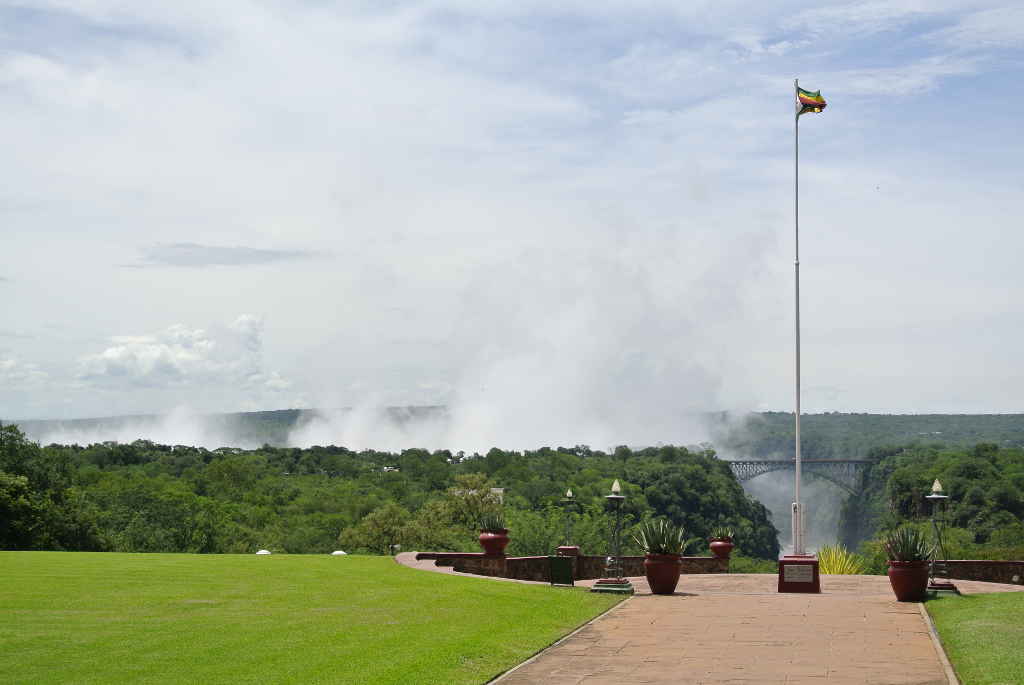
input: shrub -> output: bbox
[632,518,686,555]
[478,511,506,532]
[818,543,866,574]
[884,526,933,562]
[709,525,735,541]
[729,555,777,573]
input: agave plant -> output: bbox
[633,519,687,555]
[709,525,735,541]
[478,511,506,532]
[884,526,933,562]
[818,543,866,574]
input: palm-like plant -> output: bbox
[478,511,506,532]
[884,526,933,562]
[633,519,687,555]
[818,544,866,574]
[709,526,735,541]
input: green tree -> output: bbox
[338,502,411,554]
[0,471,41,548]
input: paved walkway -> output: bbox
[501,574,1022,685]
[396,555,1023,685]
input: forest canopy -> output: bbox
[0,424,779,559]
[6,413,1024,569]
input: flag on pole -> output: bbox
[797,87,826,116]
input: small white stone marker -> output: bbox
[331,551,348,556]
[256,549,272,555]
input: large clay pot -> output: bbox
[644,553,682,595]
[478,529,510,556]
[888,561,930,601]
[709,539,734,560]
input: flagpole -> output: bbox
[793,77,804,556]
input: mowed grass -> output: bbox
[0,552,621,684]
[927,592,1024,685]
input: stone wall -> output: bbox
[414,552,728,583]
[574,555,728,579]
[941,560,1024,585]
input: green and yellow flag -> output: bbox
[797,87,826,116]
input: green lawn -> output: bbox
[0,552,621,684]
[927,592,1024,685]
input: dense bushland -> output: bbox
[0,424,779,559]
[839,442,1024,571]
[714,412,1024,459]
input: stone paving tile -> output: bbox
[490,573,1021,684]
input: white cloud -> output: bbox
[0,357,48,387]
[79,325,215,386]
[785,0,941,37]
[929,6,1024,50]
[829,55,979,95]
[77,316,291,395]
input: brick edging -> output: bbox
[918,603,960,685]
[487,595,632,683]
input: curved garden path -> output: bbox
[397,553,1023,684]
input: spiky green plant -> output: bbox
[884,526,934,562]
[633,519,686,555]
[709,526,734,541]
[818,543,866,574]
[478,511,506,532]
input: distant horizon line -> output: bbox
[6,406,1024,425]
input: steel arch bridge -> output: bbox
[727,459,873,494]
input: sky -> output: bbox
[1,1,1023,449]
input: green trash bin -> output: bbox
[549,555,574,587]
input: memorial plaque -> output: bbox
[784,563,813,583]
[778,555,821,593]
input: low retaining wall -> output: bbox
[941,560,1024,585]
[415,552,727,582]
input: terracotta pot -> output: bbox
[887,560,930,601]
[478,529,510,556]
[709,539,734,559]
[644,553,682,595]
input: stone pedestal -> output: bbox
[778,554,821,593]
[590,577,635,594]
[928,580,959,594]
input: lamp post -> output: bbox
[606,480,624,577]
[926,479,958,594]
[590,479,634,594]
[557,489,579,553]
[562,489,576,544]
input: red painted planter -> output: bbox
[478,529,510,556]
[709,539,734,559]
[888,560,930,601]
[644,553,682,595]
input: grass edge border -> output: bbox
[919,602,960,685]
[486,594,630,683]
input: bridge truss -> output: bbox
[728,459,873,494]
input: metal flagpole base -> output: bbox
[928,581,959,594]
[590,578,635,594]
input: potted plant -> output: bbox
[884,526,933,601]
[633,519,687,595]
[708,526,735,560]
[478,511,509,556]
